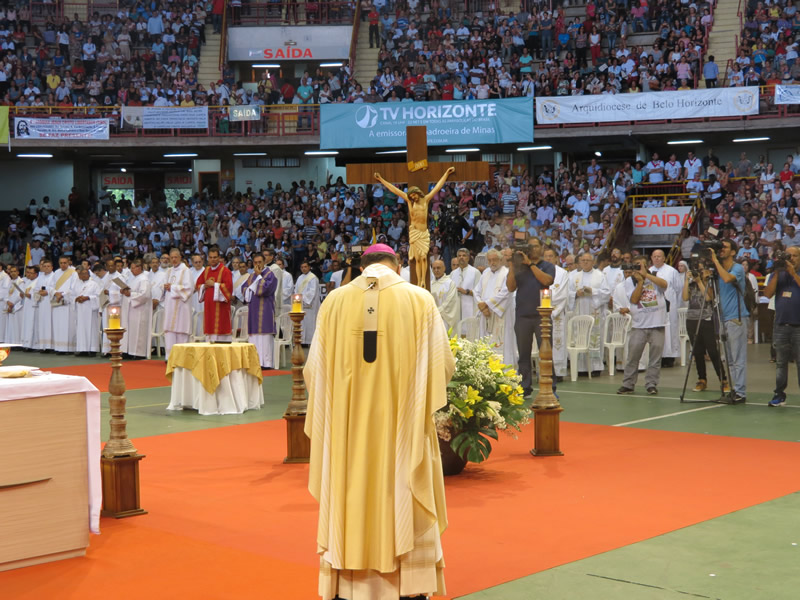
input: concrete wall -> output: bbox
[234,157,345,193]
[0,161,74,211]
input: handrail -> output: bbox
[602,198,632,252]
[627,193,694,208]
[666,196,704,265]
[219,0,228,72]
[349,2,362,80]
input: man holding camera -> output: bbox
[617,256,668,395]
[762,246,800,407]
[710,240,749,403]
[506,238,555,396]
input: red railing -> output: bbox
[228,1,354,26]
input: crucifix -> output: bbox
[346,126,491,290]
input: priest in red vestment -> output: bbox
[195,246,233,341]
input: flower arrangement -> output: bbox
[435,336,531,464]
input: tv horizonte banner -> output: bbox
[320,97,533,150]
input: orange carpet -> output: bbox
[3,420,800,599]
[46,361,290,392]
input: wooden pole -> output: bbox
[530,307,564,457]
[101,328,146,518]
[283,310,310,463]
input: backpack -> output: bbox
[743,281,757,314]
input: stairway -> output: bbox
[353,20,380,88]
[704,0,740,87]
[197,26,223,88]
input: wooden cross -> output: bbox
[346,126,491,198]
[346,126,491,288]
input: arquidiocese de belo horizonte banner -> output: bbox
[320,97,533,149]
[535,88,758,125]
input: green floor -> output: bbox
[6,344,800,598]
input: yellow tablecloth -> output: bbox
[166,343,263,394]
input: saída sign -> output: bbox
[632,207,693,235]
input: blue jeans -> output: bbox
[723,317,748,397]
[774,324,800,398]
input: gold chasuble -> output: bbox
[304,262,455,600]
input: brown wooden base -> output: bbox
[283,413,310,464]
[530,408,564,457]
[0,548,86,572]
[101,454,147,518]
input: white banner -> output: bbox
[633,206,694,235]
[121,106,209,129]
[536,88,759,124]
[774,85,800,104]
[14,117,109,140]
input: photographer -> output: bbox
[682,263,727,393]
[507,237,555,396]
[762,246,800,407]
[617,256,668,395]
[710,239,749,403]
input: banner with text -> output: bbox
[230,105,261,122]
[536,88,759,124]
[320,98,533,149]
[121,106,209,129]
[774,85,800,104]
[14,117,109,140]
[633,206,694,235]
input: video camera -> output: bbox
[620,262,641,271]
[773,250,790,270]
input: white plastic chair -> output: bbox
[603,312,631,375]
[678,307,690,367]
[190,310,205,342]
[232,306,249,342]
[273,311,292,368]
[567,315,595,382]
[531,333,540,380]
[456,316,480,341]
[148,306,165,359]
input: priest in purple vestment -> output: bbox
[243,253,279,369]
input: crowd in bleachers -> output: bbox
[730,0,800,86]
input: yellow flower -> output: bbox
[516,385,524,396]
[462,406,474,418]
[505,368,518,379]
[465,386,482,405]
[488,356,504,373]
[499,384,513,396]
[509,393,524,406]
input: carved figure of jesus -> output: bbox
[374,166,456,290]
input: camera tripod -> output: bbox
[679,274,743,405]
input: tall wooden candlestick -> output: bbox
[284,310,310,463]
[530,306,564,457]
[101,328,146,517]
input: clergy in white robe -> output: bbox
[102,263,128,354]
[51,257,78,353]
[3,267,24,344]
[121,259,153,358]
[602,263,626,307]
[264,248,283,316]
[70,267,101,354]
[190,255,206,314]
[162,250,194,358]
[35,260,56,350]
[500,248,518,369]
[149,257,170,309]
[474,250,510,353]
[543,248,569,377]
[450,248,481,322]
[277,258,294,311]
[430,260,460,332]
[20,268,39,349]
[231,263,252,309]
[295,261,320,344]
[568,253,611,373]
[651,250,680,361]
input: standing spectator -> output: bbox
[763,247,800,406]
[682,264,727,392]
[703,55,719,87]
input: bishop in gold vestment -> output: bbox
[304,244,455,600]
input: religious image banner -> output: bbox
[535,88,759,125]
[13,117,110,140]
[320,97,534,149]
[774,85,800,104]
[121,106,209,130]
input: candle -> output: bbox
[108,305,122,329]
[291,293,304,314]
[540,289,552,309]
